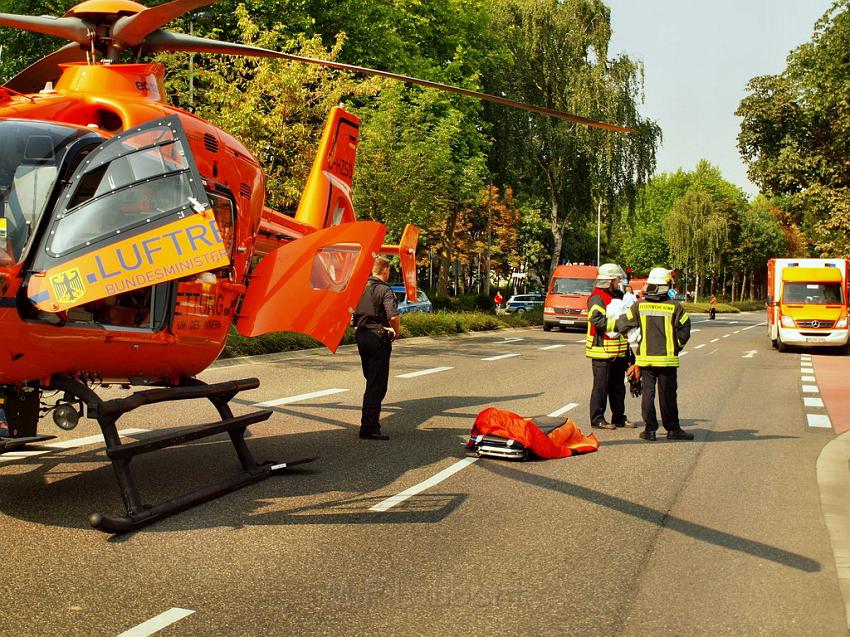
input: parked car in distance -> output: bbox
[391,285,433,313]
[505,293,544,313]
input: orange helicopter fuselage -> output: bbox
[0,63,266,386]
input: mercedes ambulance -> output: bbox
[767,258,849,351]
[543,265,598,331]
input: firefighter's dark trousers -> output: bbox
[356,329,392,433]
[640,366,679,432]
[590,357,628,425]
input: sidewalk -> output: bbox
[814,349,850,630]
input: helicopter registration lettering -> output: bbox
[29,213,229,313]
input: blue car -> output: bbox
[391,285,433,313]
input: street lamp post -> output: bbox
[596,199,602,266]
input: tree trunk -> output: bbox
[484,187,492,296]
[436,210,460,297]
[740,271,747,303]
[731,271,737,302]
[722,268,727,299]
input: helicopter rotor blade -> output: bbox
[0,13,90,44]
[143,31,635,132]
[4,42,87,93]
[112,0,220,48]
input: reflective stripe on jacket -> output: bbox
[612,298,690,367]
[585,288,628,359]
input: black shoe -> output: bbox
[615,419,638,428]
[639,430,656,441]
[591,420,617,430]
[359,430,389,440]
[666,428,694,441]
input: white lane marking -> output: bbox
[734,330,742,334]
[680,351,689,356]
[253,388,348,408]
[807,414,832,429]
[502,337,524,343]
[692,329,702,332]
[547,403,578,417]
[539,344,566,351]
[742,350,757,358]
[574,338,585,343]
[117,608,195,637]
[801,376,816,382]
[728,321,738,325]
[801,364,814,370]
[802,385,819,393]
[397,367,453,379]
[742,323,764,331]
[482,353,521,361]
[695,344,706,350]
[722,334,731,338]
[801,355,812,360]
[805,397,825,408]
[711,338,720,343]
[0,429,150,464]
[370,457,478,512]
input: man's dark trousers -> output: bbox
[356,329,392,433]
[590,357,628,425]
[640,367,679,432]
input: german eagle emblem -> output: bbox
[50,268,86,304]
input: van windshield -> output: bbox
[552,277,595,295]
[783,282,843,304]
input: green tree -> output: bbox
[737,1,850,256]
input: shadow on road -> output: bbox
[480,461,820,573]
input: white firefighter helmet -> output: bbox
[646,267,672,285]
[597,263,626,281]
[645,267,673,297]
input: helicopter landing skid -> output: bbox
[49,376,315,534]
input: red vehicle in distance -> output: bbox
[543,264,598,331]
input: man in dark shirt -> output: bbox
[353,256,401,440]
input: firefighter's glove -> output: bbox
[627,365,642,398]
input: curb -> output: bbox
[816,430,850,631]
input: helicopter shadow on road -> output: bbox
[0,392,539,536]
[480,461,820,573]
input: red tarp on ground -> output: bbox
[468,407,600,459]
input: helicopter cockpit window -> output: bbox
[207,192,234,254]
[47,137,193,256]
[0,120,83,264]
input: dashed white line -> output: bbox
[802,375,816,382]
[0,429,150,464]
[722,334,731,338]
[539,344,566,351]
[370,457,478,512]
[734,330,742,334]
[253,388,348,408]
[117,608,195,637]
[695,344,706,349]
[711,338,720,343]
[692,329,702,332]
[574,338,585,343]
[680,351,689,356]
[502,337,524,343]
[482,353,521,361]
[547,403,578,417]
[802,385,819,393]
[804,397,825,408]
[397,367,453,379]
[807,414,832,429]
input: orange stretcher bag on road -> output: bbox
[466,407,600,460]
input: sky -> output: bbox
[605,0,835,198]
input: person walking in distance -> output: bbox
[586,263,634,430]
[709,294,718,320]
[613,268,693,441]
[353,257,401,440]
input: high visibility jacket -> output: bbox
[585,288,629,359]
[612,296,690,367]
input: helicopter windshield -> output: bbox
[0,120,85,264]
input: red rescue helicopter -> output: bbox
[0,0,632,533]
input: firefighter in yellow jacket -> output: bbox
[612,268,694,441]
[586,263,634,430]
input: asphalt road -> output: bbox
[0,312,846,636]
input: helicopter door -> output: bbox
[236,220,387,352]
[27,116,228,313]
